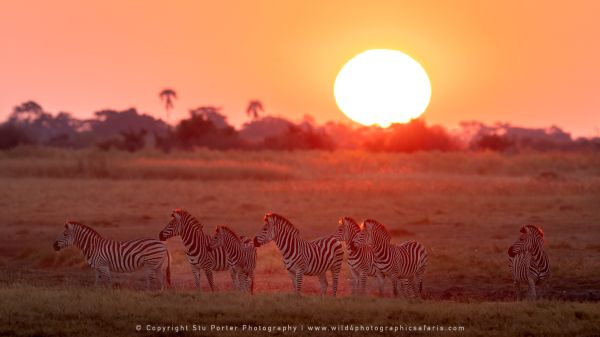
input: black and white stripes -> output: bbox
[159,209,230,291]
[352,219,427,298]
[253,213,344,296]
[508,225,549,300]
[208,225,257,293]
[335,217,385,295]
[53,221,170,289]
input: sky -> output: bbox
[1,0,599,136]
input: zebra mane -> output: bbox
[266,213,300,236]
[343,217,360,230]
[363,218,384,229]
[362,219,391,238]
[526,225,544,238]
[217,225,241,243]
[173,208,203,230]
[67,221,103,239]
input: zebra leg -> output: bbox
[514,281,521,301]
[231,268,239,291]
[191,265,202,289]
[358,271,368,295]
[331,265,341,297]
[318,273,328,296]
[293,271,304,295]
[376,273,385,297]
[249,271,255,295]
[527,278,537,300]
[96,266,111,287]
[349,268,359,295]
[392,278,399,297]
[205,268,216,292]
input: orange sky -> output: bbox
[1,1,599,136]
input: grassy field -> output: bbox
[1,148,599,336]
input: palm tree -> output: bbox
[159,88,177,122]
[246,100,264,120]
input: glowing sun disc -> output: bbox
[334,49,431,127]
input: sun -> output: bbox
[334,49,431,127]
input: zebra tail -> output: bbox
[166,249,171,288]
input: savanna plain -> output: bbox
[0,148,599,337]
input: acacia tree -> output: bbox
[159,88,177,122]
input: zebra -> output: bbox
[208,225,257,293]
[159,209,231,291]
[508,225,549,300]
[53,221,170,289]
[253,213,344,296]
[335,217,385,295]
[352,219,427,298]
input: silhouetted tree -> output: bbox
[246,100,264,120]
[0,123,32,149]
[262,124,334,150]
[474,134,514,152]
[174,110,242,150]
[189,106,229,129]
[361,119,457,152]
[10,101,44,123]
[159,88,177,122]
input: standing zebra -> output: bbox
[208,226,257,293]
[53,221,170,289]
[335,217,385,295]
[352,219,427,298]
[159,209,231,291]
[253,213,344,296]
[508,225,549,300]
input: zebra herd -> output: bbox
[53,209,549,300]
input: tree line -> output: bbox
[1,90,598,152]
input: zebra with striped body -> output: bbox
[53,221,170,289]
[253,213,344,296]
[159,209,231,291]
[508,225,549,300]
[352,219,427,298]
[335,217,384,295]
[208,226,257,293]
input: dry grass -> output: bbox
[1,284,599,337]
[0,148,599,335]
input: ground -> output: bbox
[0,148,599,336]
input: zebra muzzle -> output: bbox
[53,242,61,251]
[253,237,261,248]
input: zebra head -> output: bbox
[208,225,226,252]
[54,221,76,251]
[362,219,391,245]
[159,209,197,241]
[253,213,276,247]
[336,217,359,242]
[508,225,545,257]
[350,228,369,250]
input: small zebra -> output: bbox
[253,213,344,296]
[335,217,385,295]
[352,219,427,298]
[208,225,257,293]
[508,225,549,300]
[159,209,231,291]
[53,221,170,289]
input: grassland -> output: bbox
[1,148,599,336]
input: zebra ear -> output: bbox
[520,226,526,233]
[338,218,343,225]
